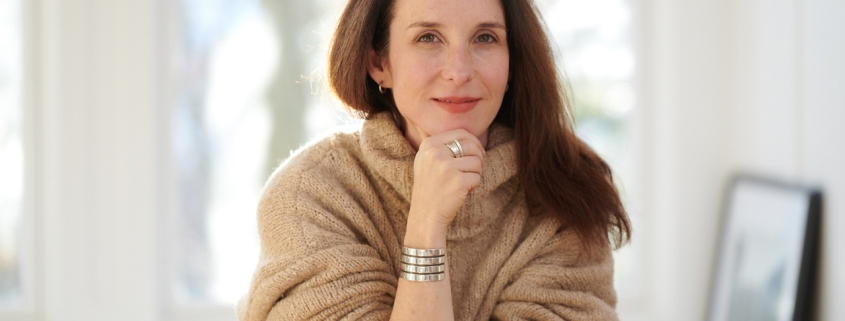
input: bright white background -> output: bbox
[2,0,843,320]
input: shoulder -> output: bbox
[262,127,365,201]
[254,127,378,246]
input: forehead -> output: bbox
[391,0,506,27]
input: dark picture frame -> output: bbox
[707,175,822,321]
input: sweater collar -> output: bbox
[360,112,521,239]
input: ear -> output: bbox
[367,49,393,88]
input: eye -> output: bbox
[477,33,497,43]
[417,33,440,43]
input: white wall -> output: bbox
[801,1,845,320]
[640,0,845,320]
[34,0,162,320]
[730,0,845,320]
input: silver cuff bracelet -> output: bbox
[401,255,446,266]
[402,247,446,257]
[400,271,445,282]
[401,263,446,274]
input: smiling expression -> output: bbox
[368,0,510,149]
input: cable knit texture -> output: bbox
[237,112,619,321]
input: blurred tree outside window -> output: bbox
[172,0,353,304]
[173,0,639,305]
[536,0,641,296]
[0,0,24,307]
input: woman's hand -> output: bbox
[409,129,486,228]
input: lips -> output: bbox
[433,96,481,114]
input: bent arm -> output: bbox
[237,162,398,321]
[241,245,396,320]
[387,129,485,320]
[491,220,619,321]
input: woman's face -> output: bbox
[368,0,510,149]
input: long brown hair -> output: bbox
[328,0,631,251]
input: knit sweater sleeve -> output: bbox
[490,218,619,321]
[237,141,396,321]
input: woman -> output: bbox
[238,0,631,320]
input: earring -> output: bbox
[378,82,386,94]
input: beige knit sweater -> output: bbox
[237,112,619,321]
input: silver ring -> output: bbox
[446,140,463,158]
[401,263,446,274]
[454,140,463,157]
[401,255,446,266]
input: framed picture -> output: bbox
[707,175,822,321]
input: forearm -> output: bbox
[390,130,484,320]
[389,210,455,321]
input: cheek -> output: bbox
[473,50,509,89]
[389,53,442,119]
[391,52,440,90]
[488,53,510,86]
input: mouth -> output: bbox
[433,96,481,114]
[433,97,481,104]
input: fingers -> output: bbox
[453,159,482,193]
[416,139,484,177]
[429,158,482,195]
[455,171,482,194]
[449,138,484,159]
[416,142,482,194]
[409,129,487,226]
[452,153,483,174]
[419,128,486,159]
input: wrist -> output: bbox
[404,208,448,249]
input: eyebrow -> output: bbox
[407,21,506,30]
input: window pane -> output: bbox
[536,0,641,296]
[172,0,352,304]
[0,0,24,306]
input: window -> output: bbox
[171,0,353,305]
[0,0,25,308]
[535,0,642,299]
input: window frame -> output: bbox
[0,0,38,318]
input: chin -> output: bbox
[442,125,489,143]
[435,120,481,135]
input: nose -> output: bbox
[442,45,474,85]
